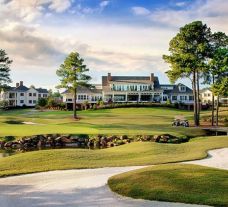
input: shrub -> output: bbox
[4,136,16,142]
[37,98,48,108]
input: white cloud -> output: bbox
[138,0,228,33]
[100,1,110,8]
[131,6,151,16]
[48,0,72,13]
[0,0,72,22]
[175,2,186,7]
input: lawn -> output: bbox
[108,164,228,207]
[0,107,214,137]
[0,136,227,177]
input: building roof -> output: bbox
[102,75,160,88]
[36,88,49,93]
[5,85,48,93]
[163,83,193,95]
[9,85,29,92]
[62,85,102,94]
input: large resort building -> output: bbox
[63,73,194,109]
[0,73,195,108]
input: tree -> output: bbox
[206,32,228,126]
[56,52,91,119]
[0,49,12,91]
[163,21,211,126]
[0,100,8,109]
[210,48,228,126]
[37,98,48,111]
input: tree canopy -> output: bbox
[56,52,91,119]
[0,49,12,90]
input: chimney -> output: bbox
[16,83,19,87]
[150,73,155,82]
[20,81,23,86]
[107,73,112,81]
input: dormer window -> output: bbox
[179,86,186,92]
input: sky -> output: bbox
[0,0,228,90]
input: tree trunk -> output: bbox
[211,75,215,126]
[73,88,77,119]
[192,71,198,126]
[196,71,200,126]
[216,94,219,127]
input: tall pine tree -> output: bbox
[56,52,91,119]
[0,49,12,90]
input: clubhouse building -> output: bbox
[63,73,194,108]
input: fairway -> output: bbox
[0,107,212,137]
[108,164,228,207]
[0,136,227,177]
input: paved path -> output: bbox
[0,148,227,207]
[184,148,228,170]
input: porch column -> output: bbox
[151,94,154,102]
[112,92,114,102]
[138,93,141,102]
[125,92,128,102]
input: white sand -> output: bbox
[22,122,44,125]
[0,148,227,207]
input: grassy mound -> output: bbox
[108,164,228,207]
[0,136,227,177]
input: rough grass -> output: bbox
[0,136,227,177]
[108,164,228,207]
[0,107,209,137]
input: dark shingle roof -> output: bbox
[5,86,48,93]
[163,83,192,95]
[36,88,48,93]
[62,86,102,94]
[11,85,29,92]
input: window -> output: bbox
[180,96,187,101]
[29,100,32,104]
[33,93,36,97]
[33,100,36,104]
[29,93,32,96]
[66,98,72,102]
[20,100,24,104]
[189,96,194,101]
[20,93,24,96]
[43,94,47,98]
[180,86,186,92]
[163,96,167,101]
[38,94,41,98]
[78,95,87,100]
[172,96,177,101]
[208,93,211,97]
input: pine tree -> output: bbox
[56,52,91,119]
[0,49,12,90]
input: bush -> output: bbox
[37,98,48,108]
[3,136,16,142]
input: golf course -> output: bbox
[0,107,228,206]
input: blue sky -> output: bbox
[0,0,228,90]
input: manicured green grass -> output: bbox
[108,164,228,207]
[0,136,227,177]
[0,107,209,136]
